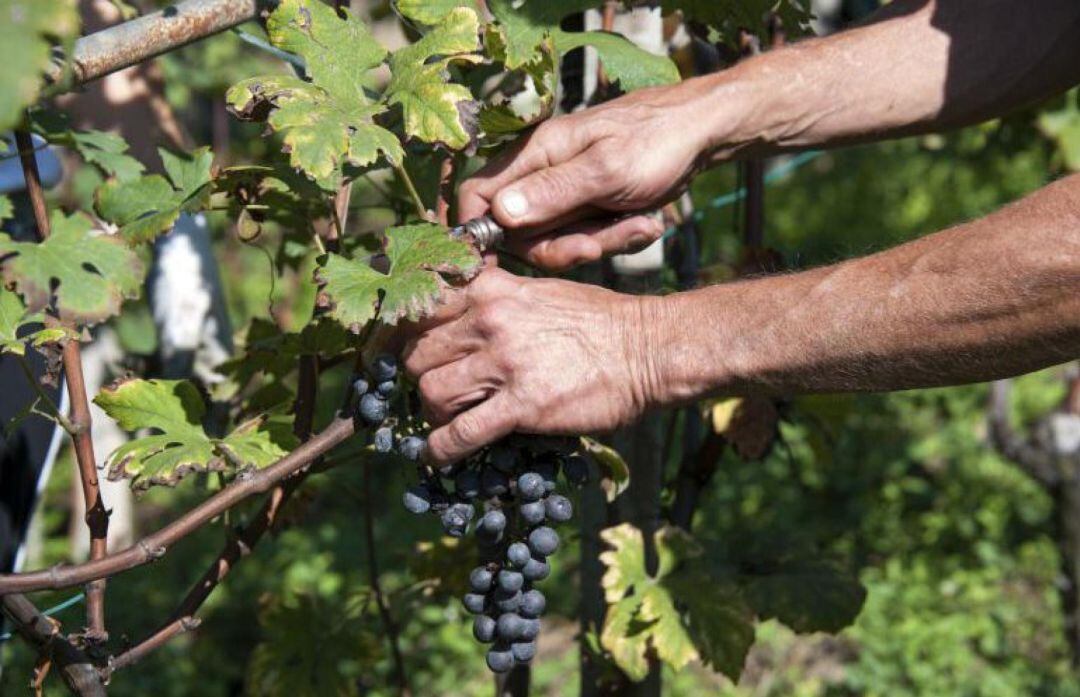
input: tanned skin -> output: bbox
[402,0,1080,464]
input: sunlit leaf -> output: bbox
[31,110,145,181]
[0,0,79,131]
[394,0,479,26]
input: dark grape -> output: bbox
[352,377,369,399]
[376,380,396,398]
[520,618,540,641]
[428,487,451,512]
[441,504,471,537]
[486,646,514,673]
[511,641,537,663]
[520,589,545,618]
[562,455,590,486]
[481,468,510,497]
[492,589,521,613]
[358,393,388,425]
[374,426,394,453]
[479,509,507,536]
[490,445,517,473]
[528,526,559,556]
[516,472,545,501]
[535,457,559,493]
[402,485,431,514]
[462,593,486,614]
[473,615,497,643]
[470,566,494,593]
[437,461,461,479]
[544,494,573,523]
[455,469,481,499]
[519,500,546,525]
[497,569,524,593]
[398,435,426,462]
[506,542,531,569]
[521,557,550,582]
[370,354,397,382]
[496,613,525,641]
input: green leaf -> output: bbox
[0,211,144,326]
[486,0,679,91]
[0,195,11,225]
[386,7,483,150]
[743,557,867,634]
[669,573,756,679]
[95,378,299,490]
[94,147,214,244]
[0,286,75,356]
[94,379,220,490]
[318,222,481,330]
[395,0,479,25]
[31,110,145,181]
[663,0,814,47]
[1040,90,1080,172]
[581,436,630,503]
[0,0,80,131]
[479,36,556,138]
[227,0,402,183]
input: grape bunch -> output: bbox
[353,355,425,462]
[400,438,590,673]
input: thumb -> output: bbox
[490,157,607,232]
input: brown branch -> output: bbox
[1,595,105,697]
[362,463,411,696]
[988,379,1059,487]
[437,156,455,226]
[0,415,357,595]
[108,616,200,673]
[16,128,110,642]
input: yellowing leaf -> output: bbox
[581,436,630,502]
[386,7,482,150]
[639,585,699,670]
[0,211,143,326]
[395,0,480,26]
[94,147,214,244]
[600,596,651,682]
[318,223,481,329]
[599,523,648,603]
[0,286,76,356]
[709,397,741,434]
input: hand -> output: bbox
[458,77,723,271]
[402,268,658,464]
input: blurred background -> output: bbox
[3,0,1080,695]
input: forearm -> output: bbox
[643,174,1080,402]
[693,0,1080,160]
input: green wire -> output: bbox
[0,593,85,643]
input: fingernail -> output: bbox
[499,189,529,219]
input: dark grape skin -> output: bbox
[520,589,545,618]
[534,457,559,493]
[462,593,487,614]
[486,646,514,673]
[402,485,431,514]
[473,615,497,643]
[481,468,510,497]
[479,509,507,536]
[528,526,560,556]
[374,426,394,453]
[441,505,471,537]
[398,436,426,462]
[544,494,573,523]
[511,641,537,663]
[455,469,482,499]
[520,618,540,642]
[376,380,397,398]
[492,589,522,613]
[497,569,524,593]
[370,354,398,382]
[521,557,550,582]
[352,377,369,399]
[358,393,388,425]
[470,566,494,593]
[506,542,531,569]
[516,472,545,501]
[562,455,590,486]
[519,500,546,526]
[489,446,517,473]
[496,613,525,641]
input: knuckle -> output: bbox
[417,372,438,402]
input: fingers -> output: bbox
[487,156,611,231]
[416,353,499,425]
[426,393,520,465]
[402,311,477,378]
[503,214,666,271]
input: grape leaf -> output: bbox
[742,557,867,633]
[1040,92,1080,172]
[394,0,479,26]
[95,378,299,490]
[385,7,483,150]
[0,0,80,131]
[662,0,814,47]
[599,523,755,681]
[318,223,481,330]
[479,36,556,139]
[31,110,145,181]
[0,211,143,326]
[0,286,75,356]
[0,195,11,225]
[227,0,402,183]
[581,436,630,503]
[486,0,679,92]
[94,147,214,244]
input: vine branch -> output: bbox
[16,127,110,643]
[1,594,105,697]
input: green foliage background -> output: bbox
[3,3,1080,696]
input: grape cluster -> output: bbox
[353,355,425,462]
[400,436,590,673]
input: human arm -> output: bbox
[408,173,1080,464]
[460,0,1080,269]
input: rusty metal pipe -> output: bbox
[47,0,269,88]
